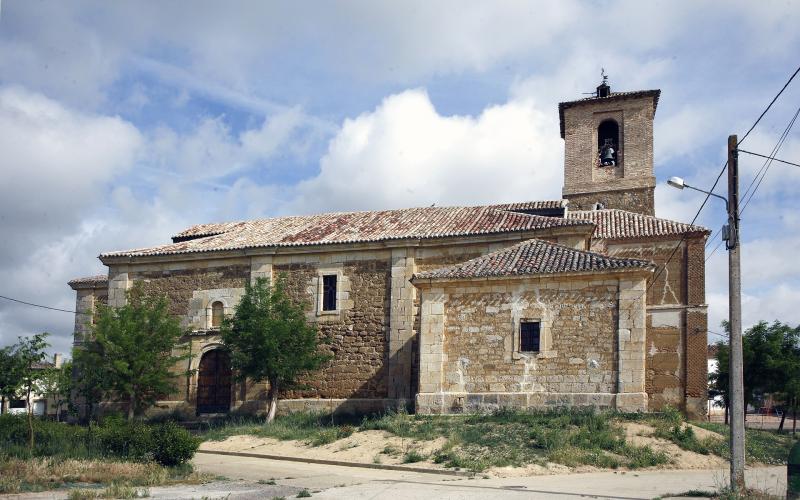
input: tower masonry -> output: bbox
[559,79,660,215]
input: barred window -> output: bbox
[520,321,541,353]
[322,275,337,311]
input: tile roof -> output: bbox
[68,275,108,289]
[558,89,661,137]
[412,238,653,281]
[566,209,709,240]
[102,205,594,259]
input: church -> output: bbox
[69,80,710,418]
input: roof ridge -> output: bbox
[412,238,654,281]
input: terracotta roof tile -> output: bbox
[412,239,653,281]
[68,275,108,289]
[103,205,593,258]
[567,209,709,239]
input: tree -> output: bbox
[89,283,190,420]
[710,320,800,430]
[12,333,50,451]
[0,346,24,414]
[71,341,109,422]
[40,360,73,422]
[221,276,331,423]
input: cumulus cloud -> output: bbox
[289,89,563,213]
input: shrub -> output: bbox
[150,422,200,466]
[94,418,155,461]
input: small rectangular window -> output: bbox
[322,275,337,311]
[520,321,541,353]
[10,400,26,409]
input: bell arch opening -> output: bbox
[597,119,619,166]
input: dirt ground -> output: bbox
[200,421,730,476]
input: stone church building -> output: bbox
[70,81,709,418]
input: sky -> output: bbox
[1,0,799,356]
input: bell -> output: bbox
[601,146,616,166]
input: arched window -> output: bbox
[211,301,224,329]
[597,119,619,166]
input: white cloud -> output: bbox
[288,89,563,213]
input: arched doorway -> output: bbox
[197,349,232,415]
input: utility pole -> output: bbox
[727,134,745,490]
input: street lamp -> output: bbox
[667,135,744,492]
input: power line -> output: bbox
[645,64,800,299]
[738,149,800,169]
[706,238,725,262]
[739,105,800,216]
[737,64,800,145]
[0,294,88,315]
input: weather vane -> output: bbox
[601,68,608,85]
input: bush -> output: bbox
[150,422,200,466]
[0,414,198,466]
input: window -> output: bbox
[10,400,26,409]
[322,275,337,311]
[597,119,619,166]
[211,301,224,328]
[520,321,541,353]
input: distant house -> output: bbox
[69,80,710,418]
[707,344,724,416]
[1,353,65,418]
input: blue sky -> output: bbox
[0,1,799,355]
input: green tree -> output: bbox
[71,341,109,422]
[89,283,190,420]
[221,276,331,423]
[39,360,73,422]
[0,345,24,414]
[12,332,50,451]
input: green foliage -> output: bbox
[0,414,198,466]
[694,421,798,465]
[402,450,425,463]
[82,283,191,419]
[201,411,359,445]
[711,321,800,416]
[296,489,311,498]
[0,346,24,411]
[150,422,200,466]
[39,361,72,421]
[220,276,331,419]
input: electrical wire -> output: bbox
[738,149,800,169]
[645,64,800,297]
[0,294,88,314]
[739,105,800,216]
[737,64,800,146]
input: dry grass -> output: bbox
[0,457,213,494]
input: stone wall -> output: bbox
[415,273,649,414]
[565,188,655,216]
[275,259,391,400]
[603,236,708,417]
[562,94,656,215]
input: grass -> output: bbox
[201,412,356,446]
[0,457,211,494]
[693,421,799,465]
[199,407,800,473]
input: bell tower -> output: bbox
[559,75,660,215]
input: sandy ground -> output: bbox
[201,421,731,477]
[201,430,451,468]
[622,422,728,470]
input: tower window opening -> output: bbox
[598,119,619,166]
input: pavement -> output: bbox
[191,452,788,499]
[1,454,787,499]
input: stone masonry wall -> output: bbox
[565,188,655,216]
[562,95,656,215]
[275,259,391,399]
[416,274,649,414]
[604,236,707,417]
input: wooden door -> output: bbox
[196,350,232,414]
